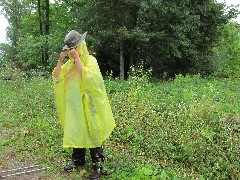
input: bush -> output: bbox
[0,70,239,179]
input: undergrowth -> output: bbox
[0,69,239,179]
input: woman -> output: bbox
[52,30,115,179]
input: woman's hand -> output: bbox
[59,51,67,62]
[70,48,80,61]
[70,48,82,75]
[54,51,67,81]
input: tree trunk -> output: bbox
[129,49,134,76]
[37,0,45,65]
[12,18,20,61]
[44,0,50,67]
[119,39,124,80]
[11,0,21,61]
[134,54,140,71]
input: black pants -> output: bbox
[72,147,104,170]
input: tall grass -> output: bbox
[0,71,239,179]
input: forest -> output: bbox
[0,0,239,79]
[0,0,239,179]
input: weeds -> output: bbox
[0,71,239,179]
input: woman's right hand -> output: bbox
[59,51,67,62]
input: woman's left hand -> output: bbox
[70,48,82,75]
[70,48,80,61]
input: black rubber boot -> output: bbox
[64,163,76,172]
[89,147,104,179]
[64,148,86,172]
[72,148,86,166]
[90,170,101,180]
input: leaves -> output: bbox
[213,22,240,78]
[1,0,235,78]
[0,72,239,179]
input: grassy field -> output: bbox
[0,70,239,179]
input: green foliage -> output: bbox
[108,72,239,179]
[2,1,79,70]
[17,35,45,68]
[0,71,239,179]
[213,22,240,77]
[0,0,26,62]
[1,0,239,77]
[81,0,230,77]
[0,43,12,67]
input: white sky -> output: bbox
[0,0,240,43]
[0,6,9,43]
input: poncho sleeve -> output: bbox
[81,55,104,96]
[52,65,67,126]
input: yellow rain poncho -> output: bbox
[52,40,115,148]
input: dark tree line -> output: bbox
[0,0,239,78]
